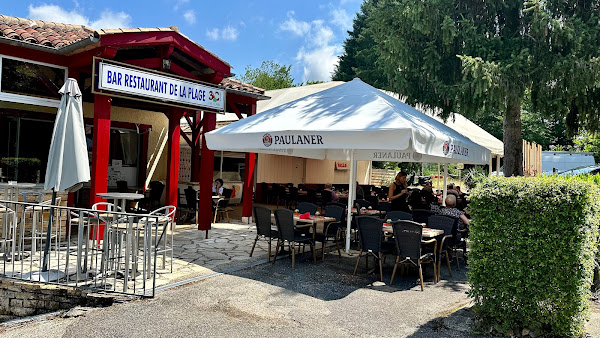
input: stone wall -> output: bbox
[0,278,117,319]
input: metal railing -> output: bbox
[0,200,173,297]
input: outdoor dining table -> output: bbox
[351,208,381,216]
[270,213,336,264]
[382,224,444,238]
[96,192,144,212]
[0,182,37,201]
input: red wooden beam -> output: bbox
[180,129,193,147]
[169,62,200,81]
[166,108,185,209]
[0,44,67,66]
[227,102,244,120]
[121,58,162,69]
[90,94,111,206]
[68,46,117,68]
[226,92,260,106]
[198,112,216,233]
[98,32,231,77]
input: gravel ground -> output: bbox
[1,253,598,337]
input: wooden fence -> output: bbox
[371,169,397,187]
[523,140,542,177]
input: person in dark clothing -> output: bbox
[388,171,410,212]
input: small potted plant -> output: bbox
[294,209,299,216]
[368,206,372,210]
[315,211,320,217]
[386,219,392,225]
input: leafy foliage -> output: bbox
[0,157,41,183]
[237,61,294,90]
[572,131,600,163]
[469,177,600,337]
[368,0,600,176]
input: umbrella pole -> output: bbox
[41,189,57,272]
[345,152,357,253]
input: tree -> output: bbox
[237,61,294,90]
[332,0,387,88]
[370,0,600,176]
[572,131,600,163]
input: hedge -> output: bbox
[468,176,600,337]
[0,157,41,183]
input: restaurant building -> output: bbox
[0,14,267,230]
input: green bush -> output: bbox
[0,157,41,183]
[468,176,600,337]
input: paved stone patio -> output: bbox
[155,219,272,288]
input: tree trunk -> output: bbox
[503,99,523,177]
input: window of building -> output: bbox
[0,55,67,107]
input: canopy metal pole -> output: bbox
[442,164,448,206]
[220,151,224,179]
[345,152,357,253]
[437,163,441,190]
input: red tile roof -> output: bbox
[0,15,94,48]
[0,14,266,98]
[220,78,266,96]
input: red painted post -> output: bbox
[166,108,184,208]
[198,112,216,232]
[242,153,255,218]
[242,103,257,219]
[90,95,111,206]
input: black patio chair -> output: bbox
[314,204,344,261]
[386,211,412,221]
[353,216,391,281]
[389,220,437,291]
[319,189,333,212]
[139,181,164,211]
[327,202,347,209]
[297,202,318,215]
[427,215,458,281]
[365,195,380,210]
[286,186,299,209]
[116,180,129,193]
[182,186,198,222]
[378,201,391,216]
[354,199,370,210]
[250,206,279,262]
[272,208,316,268]
[412,209,435,225]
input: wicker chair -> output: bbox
[250,206,279,262]
[297,202,318,215]
[272,208,316,268]
[353,216,391,281]
[427,215,458,281]
[411,209,435,225]
[390,220,437,290]
[314,205,344,261]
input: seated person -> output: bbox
[324,184,339,203]
[446,183,460,197]
[439,195,470,229]
[212,178,224,197]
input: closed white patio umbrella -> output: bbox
[205,78,490,252]
[40,78,90,275]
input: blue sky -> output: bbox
[1,0,363,84]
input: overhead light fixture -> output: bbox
[162,59,171,70]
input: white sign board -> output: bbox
[97,62,225,111]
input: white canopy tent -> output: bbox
[205,78,491,251]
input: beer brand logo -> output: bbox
[443,141,450,155]
[263,133,273,147]
[413,152,422,161]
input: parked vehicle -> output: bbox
[557,165,600,176]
